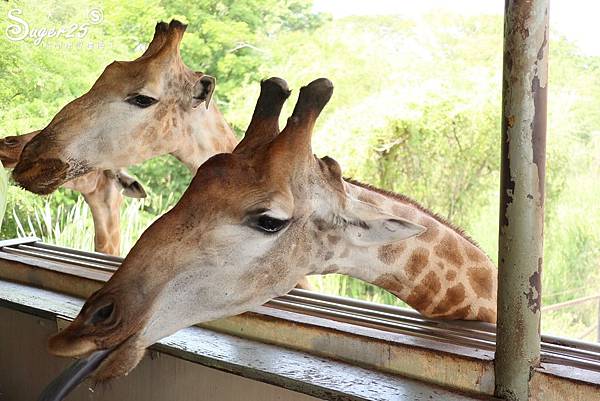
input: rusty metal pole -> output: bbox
[495,1,549,400]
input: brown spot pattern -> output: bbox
[406,271,441,312]
[467,266,493,300]
[445,270,457,281]
[431,283,465,315]
[446,305,472,320]
[465,244,486,262]
[434,232,464,267]
[417,216,439,242]
[377,243,406,265]
[372,273,404,296]
[405,247,429,279]
[476,307,496,323]
[327,234,340,245]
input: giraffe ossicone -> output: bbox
[40,77,497,401]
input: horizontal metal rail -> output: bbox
[541,294,600,312]
[0,238,599,372]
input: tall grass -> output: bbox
[12,195,156,256]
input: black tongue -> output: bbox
[38,349,111,401]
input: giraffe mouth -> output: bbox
[40,331,145,401]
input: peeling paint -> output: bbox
[526,271,542,313]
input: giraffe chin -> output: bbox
[90,334,147,382]
[12,157,70,195]
[39,335,145,401]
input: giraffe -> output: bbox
[12,20,236,195]
[39,77,497,400]
[0,131,146,255]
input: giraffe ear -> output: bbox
[341,198,426,246]
[192,75,215,109]
[113,170,147,199]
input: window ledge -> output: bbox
[0,280,494,401]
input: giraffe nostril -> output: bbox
[2,137,18,147]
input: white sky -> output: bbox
[313,0,600,56]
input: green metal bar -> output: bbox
[495,1,549,400]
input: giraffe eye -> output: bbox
[127,95,158,108]
[89,302,115,325]
[249,215,290,234]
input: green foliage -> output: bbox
[363,99,500,226]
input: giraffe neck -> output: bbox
[326,180,497,323]
[171,102,237,172]
[81,176,122,256]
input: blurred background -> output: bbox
[0,0,598,341]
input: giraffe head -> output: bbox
[42,78,425,397]
[13,20,215,195]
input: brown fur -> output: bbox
[417,216,440,242]
[445,270,457,281]
[431,283,466,315]
[434,232,464,267]
[372,273,404,296]
[377,243,406,265]
[465,243,486,262]
[406,271,441,312]
[405,247,430,279]
[392,204,417,219]
[446,305,472,320]
[468,266,494,300]
[476,307,496,322]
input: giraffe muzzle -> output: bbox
[12,157,70,194]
